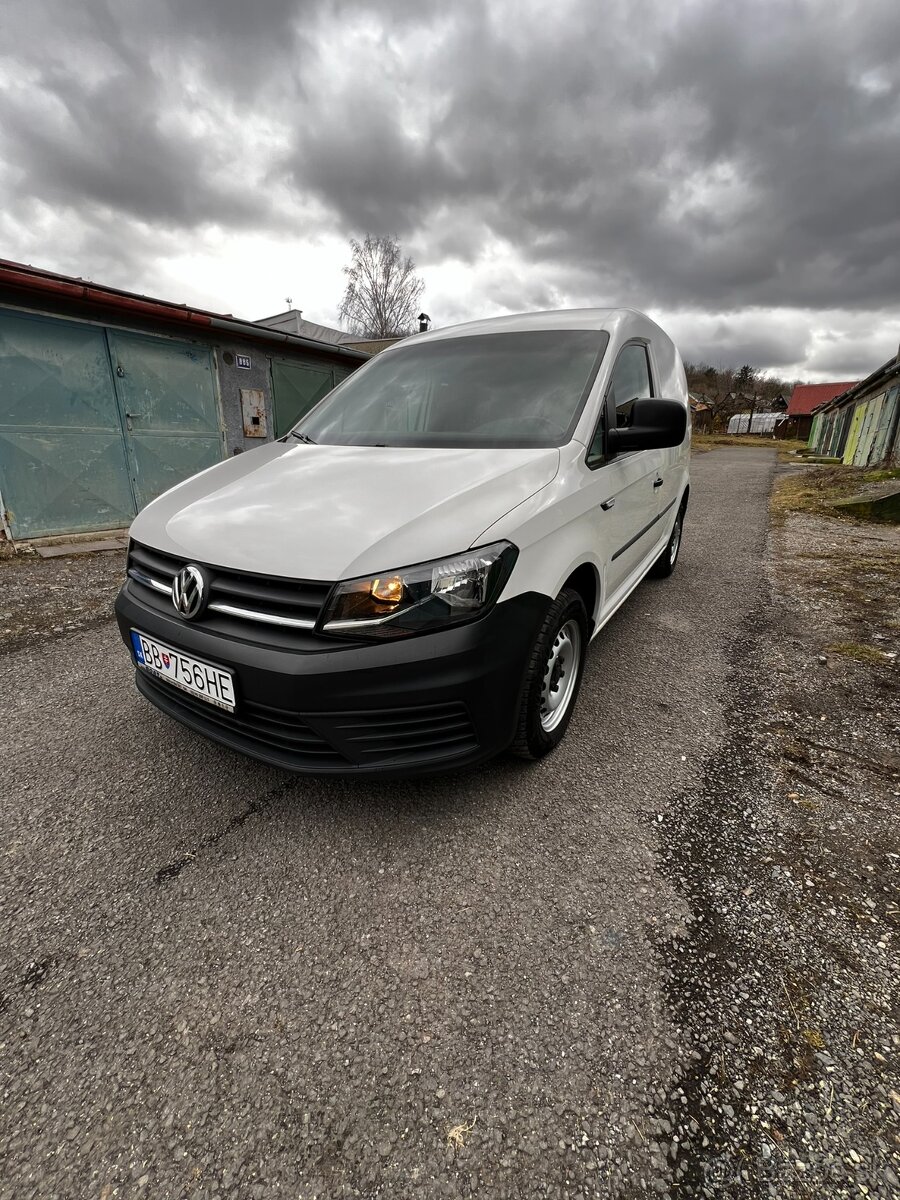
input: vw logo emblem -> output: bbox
[172,564,207,620]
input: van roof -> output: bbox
[395,307,664,348]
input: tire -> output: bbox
[510,588,589,760]
[649,502,684,579]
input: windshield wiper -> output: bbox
[286,431,316,444]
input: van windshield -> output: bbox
[293,329,609,449]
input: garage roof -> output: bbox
[0,259,370,362]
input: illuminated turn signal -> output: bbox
[370,575,404,604]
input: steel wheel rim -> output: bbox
[540,619,582,732]
[669,515,682,566]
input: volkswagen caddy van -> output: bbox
[115,309,689,775]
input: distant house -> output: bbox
[688,393,713,433]
[341,336,407,355]
[256,309,355,346]
[256,309,408,355]
[786,381,858,441]
[0,264,368,542]
[808,354,900,468]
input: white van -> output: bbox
[116,309,689,775]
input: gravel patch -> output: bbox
[0,548,126,652]
[658,488,899,1197]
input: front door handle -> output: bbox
[600,498,615,511]
[653,477,664,488]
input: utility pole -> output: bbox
[746,392,757,436]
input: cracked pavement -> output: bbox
[1,448,897,1198]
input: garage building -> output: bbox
[0,261,368,542]
[807,352,900,468]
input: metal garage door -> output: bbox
[271,360,335,436]
[107,331,222,511]
[0,309,224,539]
[0,309,136,538]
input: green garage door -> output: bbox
[108,331,222,511]
[0,309,136,538]
[271,360,336,436]
[0,308,224,539]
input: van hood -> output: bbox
[130,441,560,580]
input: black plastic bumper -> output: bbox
[115,581,550,776]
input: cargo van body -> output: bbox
[115,309,690,774]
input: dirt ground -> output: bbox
[772,463,900,520]
[0,548,125,653]
[692,434,809,456]
[0,452,897,1197]
[659,468,899,1196]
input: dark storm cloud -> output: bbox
[293,103,460,236]
[0,70,262,229]
[287,0,900,313]
[677,321,808,372]
[803,321,899,377]
[0,0,310,231]
[2,0,900,370]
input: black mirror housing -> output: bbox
[607,397,687,454]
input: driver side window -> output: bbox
[587,342,653,462]
[609,343,653,428]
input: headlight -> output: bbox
[320,541,518,640]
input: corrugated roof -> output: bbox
[787,381,859,416]
[0,260,369,360]
[256,310,358,345]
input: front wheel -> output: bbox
[510,588,588,760]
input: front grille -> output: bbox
[327,703,478,764]
[127,541,333,645]
[137,673,479,772]
[137,673,347,770]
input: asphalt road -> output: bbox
[0,449,777,1199]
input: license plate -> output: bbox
[130,630,236,712]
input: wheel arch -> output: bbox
[561,561,600,632]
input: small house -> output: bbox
[785,380,858,442]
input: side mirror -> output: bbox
[607,397,687,454]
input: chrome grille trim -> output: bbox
[128,567,173,596]
[206,601,316,630]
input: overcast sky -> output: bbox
[2,0,899,380]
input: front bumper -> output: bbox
[115,582,549,776]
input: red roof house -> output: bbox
[788,382,858,416]
[786,381,860,439]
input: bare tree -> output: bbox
[338,235,425,338]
